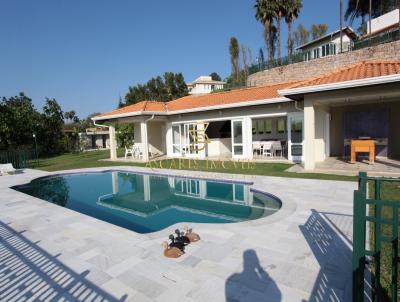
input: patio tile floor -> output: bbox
[0,167,356,301]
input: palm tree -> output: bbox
[229,37,240,84]
[255,0,275,62]
[273,0,286,62]
[284,0,302,59]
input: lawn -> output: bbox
[30,149,356,181]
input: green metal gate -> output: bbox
[353,172,400,302]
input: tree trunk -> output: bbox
[277,13,281,62]
[264,22,273,63]
[288,20,292,59]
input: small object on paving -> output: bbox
[162,241,184,258]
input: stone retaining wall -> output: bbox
[247,40,400,86]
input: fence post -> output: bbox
[353,172,367,302]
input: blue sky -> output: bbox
[0,1,359,117]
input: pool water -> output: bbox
[14,171,281,233]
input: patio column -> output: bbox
[304,100,315,170]
[109,125,117,160]
[140,121,149,161]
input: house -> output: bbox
[296,27,357,61]
[92,60,400,171]
[366,8,400,36]
[187,76,226,94]
[79,127,110,150]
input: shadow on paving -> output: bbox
[225,249,281,302]
[300,209,353,302]
[0,220,127,302]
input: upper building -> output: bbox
[296,27,358,61]
[187,76,226,95]
[366,8,399,36]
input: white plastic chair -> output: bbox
[252,141,262,156]
[125,146,134,159]
[261,142,273,157]
[272,141,283,157]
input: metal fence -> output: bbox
[0,149,38,169]
[353,28,400,50]
[353,172,400,302]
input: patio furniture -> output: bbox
[261,141,273,157]
[252,141,262,156]
[132,144,143,159]
[125,146,134,159]
[272,141,283,157]
[0,163,16,175]
[351,139,375,164]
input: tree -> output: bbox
[255,0,276,62]
[345,0,396,25]
[311,24,328,40]
[284,0,302,58]
[209,72,222,81]
[258,48,265,64]
[123,72,189,107]
[0,93,40,150]
[116,123,134,148]
[64,110,77,123]
[292,24,309,48]
[39,98,66,155]
[229,37,240,84]
[272,0,286,61]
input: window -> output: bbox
[257,120,264,134]
[313,48,320,59]
[252,120,257,135]
[264,120,272,134]
[277,118,286,133]
[304,51,311,61]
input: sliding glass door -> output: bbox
[231,119,245,158]
[171,124,182,155]
[287,113,304,162]
[183,123,200,157]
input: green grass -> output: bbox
[368,180,400,301]
[29,149,356,181]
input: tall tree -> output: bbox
[40,98,66,155]
[284,0,303,58]
[258,48,265,64]
[273,0,286,61]
[0,93,40,149]
[229,37,240,84]
[241,44,249,83]
[311,24,328,40]
[293,24,309,48]
[345,0,395,25]
[255,0,276,62]
[209,72,222,81]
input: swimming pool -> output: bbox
[14,171,281,233]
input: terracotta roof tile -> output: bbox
[166,81,294,112]
[95,100,167,118]
[95,81,296,118]
[287,60,400,89]
[95,61,400,119]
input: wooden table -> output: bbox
[351,139,375,164]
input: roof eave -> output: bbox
[278,74,400,98]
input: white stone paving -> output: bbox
[0,167,356,302]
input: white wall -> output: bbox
[368,9,399,33]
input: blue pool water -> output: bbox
[14,171,281,233]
